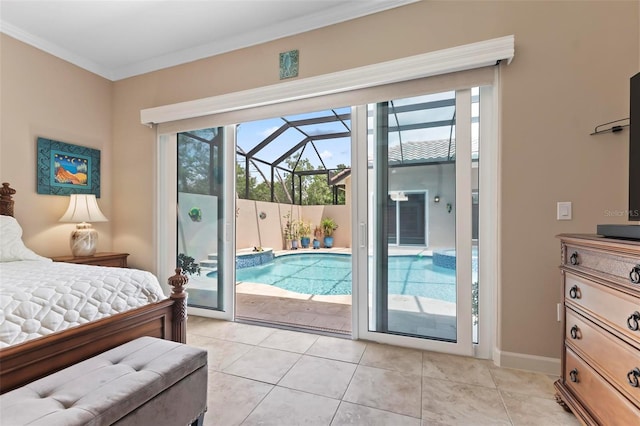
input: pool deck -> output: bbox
[189,246,457,337]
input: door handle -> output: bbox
[359,222,367,248]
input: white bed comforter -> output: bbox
[0,260,166,348]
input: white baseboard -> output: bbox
[493,347,560,376]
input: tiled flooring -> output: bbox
[187,316,579,426]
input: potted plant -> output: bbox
[283,213,299,250]
[320,217,338,248]
[290,219,300,250]
[299,220,311,248]
[177,253,201,276]
[313,226,322,249]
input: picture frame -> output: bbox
[36,137,101,197]
[279,49,299,80]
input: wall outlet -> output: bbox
[557,303,562,322]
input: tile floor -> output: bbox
[187,316,579,426]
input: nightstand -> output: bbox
[52,252,129,268]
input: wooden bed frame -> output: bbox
[0,182,188,393]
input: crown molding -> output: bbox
[0,20,114,80]
[1,0,418,82]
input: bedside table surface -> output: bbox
[52,252,129,267]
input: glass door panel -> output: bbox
[364,89,474,353]
[177,127,226,310]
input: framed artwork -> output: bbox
[279,49,299,80]
[36,137,101,197]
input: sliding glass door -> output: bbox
[356,88,480,355]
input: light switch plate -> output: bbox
[557,202,572,220]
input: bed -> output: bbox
[0,182,188,394]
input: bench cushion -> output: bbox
[1,337,207,425]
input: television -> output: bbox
[597,72,640,239]
[630,71,640,221]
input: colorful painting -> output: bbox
[37,137,101,197]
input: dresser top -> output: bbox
[557,234,640,254]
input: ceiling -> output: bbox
[0,0,417,81]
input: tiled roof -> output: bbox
[389,139,455,164]
[368,139,478,165]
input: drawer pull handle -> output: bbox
[627,311,640,331]
[627,368,640,388]
[569,252,579,266]
[569,285,580,299]
[569,368,579,383]
[570,325,580,339]
[630,265,640,285]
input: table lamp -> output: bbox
[59,194,108,257]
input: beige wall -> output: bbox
[235,199,350,250]
[1,1,638,361]
[0,34,113,257]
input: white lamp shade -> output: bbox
[59,194,108,223]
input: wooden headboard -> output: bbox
[0,182,15,217]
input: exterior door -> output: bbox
[355,89,478,356]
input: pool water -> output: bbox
[214,253,457,301]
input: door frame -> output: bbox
[150,38,509,357]
[156,126,237,321]
[352,83,497,358]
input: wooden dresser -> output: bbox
[555,234,640,425]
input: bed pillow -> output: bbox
[0,216,51,262]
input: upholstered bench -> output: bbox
[0,336,207,426]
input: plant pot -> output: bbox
[291,240,299,250]
[300,237,310,248]
[313,239,320,249]
[323,236,334,248]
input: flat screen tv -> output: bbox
[597,72,640,240]
[630,71,640,221]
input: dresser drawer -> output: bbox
[566,308,640,405]
[565,273,640,345]
[565,348,640,425]
[564,244,640,288]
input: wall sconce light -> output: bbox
[59,194,108,257]
[434,195,440,203]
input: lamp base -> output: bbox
[70,223,98,257]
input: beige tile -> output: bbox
[306,335,367,363]
[187,334,253,371]
[279,355,357,399]
[242,386,340,426]
[422,351,495,388]
[204,371,272,426]
[500,390,580,426]
[187,315,217,335]
[258,329,319,353]
[189,319,276,345]
[343,365,422,418]
[223,346,300,384]
[360,343,423,375]
[421,377,511,425]
[331,401,421,426]
[489,366,557,399]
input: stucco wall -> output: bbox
[235,199,350,250]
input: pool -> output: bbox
[209,253,457,301]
